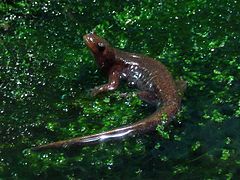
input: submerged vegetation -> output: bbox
[0,0,239,179]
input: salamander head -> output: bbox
[83,33,115,71]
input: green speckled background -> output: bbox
[0,0,240,179]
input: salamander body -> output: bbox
[33,33,185,150]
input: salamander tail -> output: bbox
[32,103,179,151]
[32,126,135,151]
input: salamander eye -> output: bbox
[97,42,105,52]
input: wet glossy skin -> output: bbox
[33,33,184,151]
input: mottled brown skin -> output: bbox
[33,33,184,151]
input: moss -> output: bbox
[0,0,240,179]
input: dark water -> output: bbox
[1,0,240,179]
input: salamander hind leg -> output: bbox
[137,91,159,106]
[175,79,187,97]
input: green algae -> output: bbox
[0,0,240,179]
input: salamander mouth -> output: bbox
[83,34,98,53]
[83,35,91,48]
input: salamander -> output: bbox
[33,33,185,151]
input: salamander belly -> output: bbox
[120,65,155,92]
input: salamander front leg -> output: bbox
[91,66,121,96]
